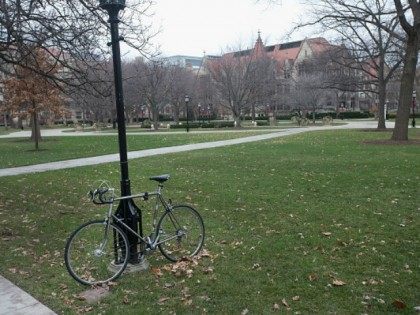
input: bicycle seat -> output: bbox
[149,174,170,183]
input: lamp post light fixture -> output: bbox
[99,0,145,267]
[185,95,190,132]
[412,90,416,128]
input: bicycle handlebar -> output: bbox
[89,187,113,204]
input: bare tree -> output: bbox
[207,45,279,127]
[0,0,156,89]
[196,73,216,121]
[293,74,330,123]
[207,53,251,127]
[390,0,419,140]
[167,65,195,123]
[248,55,278,121]
[293,0,404,130]
[134,59,170,130]
[68,59,115,124]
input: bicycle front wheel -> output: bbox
[64,220,129,285]
[157,205,205,262]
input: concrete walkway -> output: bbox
[0,120,396,178]
[0,126,284,138]
[0,276,56,315]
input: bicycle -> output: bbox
[64,174,205,285]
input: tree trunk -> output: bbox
[391,32,419,140]
[233,115,241,128]
[173,103,180,123]
[377,82,387,129]
[4,113,8,130]
[31,111,41,150]
[152,107,159,130]
[251,103,256,121]
[312,104,316,124]
[17,117,23,130]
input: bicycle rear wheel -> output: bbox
[157,205,205,262]
[64,220,129,285]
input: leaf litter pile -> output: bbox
[72,249,217,313]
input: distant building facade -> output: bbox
[211,33,378,114]
[164,55,203,70]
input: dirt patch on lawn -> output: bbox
[363,139,420,146]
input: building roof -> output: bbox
[219,36,338,71]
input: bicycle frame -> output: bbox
[103,185,179,251]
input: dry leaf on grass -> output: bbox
[308,273,318,282]
[158,297,170,305]
[151,267,163,277]
[332,279,346,286]
[392,299,406,309]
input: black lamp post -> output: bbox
[99,0,143,265]
[185,95,190,132]
[412,90,416,128]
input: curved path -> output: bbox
[0,120,395,178]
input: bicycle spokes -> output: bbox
[157,206,205,262]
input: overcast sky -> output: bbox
[140,0,310,57]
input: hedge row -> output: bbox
[387,112,420,119]
[302,111,375,119]
[170,121,236,129]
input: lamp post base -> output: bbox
[108,256,149,274]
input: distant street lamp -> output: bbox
[99,0,144,266]
[412,90,416,128]
[185,95,190,132]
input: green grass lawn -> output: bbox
[0,129,418,314]
[0,126,12,135]
[0,131,269,168]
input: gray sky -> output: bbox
[147,0,309,57]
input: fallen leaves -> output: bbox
[332,279,346,286]
[158,249,215,279]
[151,267,164,277]
[158,296,170,305]
[392,299,406,309]
[151,249,216,309]
[308,273,318,282]
[272,296,301,312]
